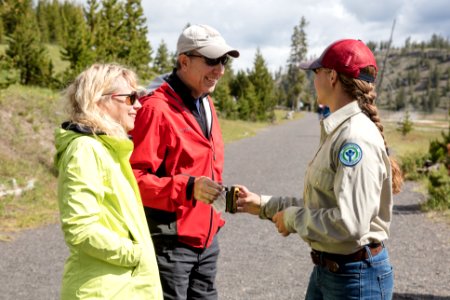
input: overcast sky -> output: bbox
[79,0,450,73]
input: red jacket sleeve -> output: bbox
[130,98,195,211]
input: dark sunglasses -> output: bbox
[185,53,229,66]
[102,91,138,106]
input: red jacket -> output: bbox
[130,82,225,249]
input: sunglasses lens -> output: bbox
[220,56,229,66]
[125,92,137,105]
[130,92,137,105]
[204,56,229,66]
[204,57,218,66]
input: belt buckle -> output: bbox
[312,251,340,273]
[327,260,339,273]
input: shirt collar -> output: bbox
[166,70,206,110]
[322,101,361,135]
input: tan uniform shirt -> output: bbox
[262,102,393,255]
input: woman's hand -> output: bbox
[235,185,261,215]
[272,211,290,237]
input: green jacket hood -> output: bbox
[54,122,133,170]
[54,127,84,170]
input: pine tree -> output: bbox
[60,3,94,82]
[95,0,125,62]
[36,0,50,43]
[397,110,413,136]
[285,16,308,110]
[5,0,53,86]
[1,0,19,36]
[248,48,275,121]
[0,14,3,44]
[395,86,406,110]
[120,0,152,79]
[231,71,258,121]
[153,40,173,74]
[48,0,64,44]
[84,0,100,42]
[212,80,236,119]
[430,65,440,88]
[212,63,237,119]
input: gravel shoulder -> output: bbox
[1,112,449,300]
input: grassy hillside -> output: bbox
[0,85,63,240]
[375,47,450,112]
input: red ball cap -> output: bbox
[300,39,378,82]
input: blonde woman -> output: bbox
[54,63,163,299]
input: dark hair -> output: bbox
[338,66,403,194]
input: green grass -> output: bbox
[384,118,450,221]
[384,122,446,157]
[219,118,267,143]
[219,110,303,144]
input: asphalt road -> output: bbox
[1,112,449,299]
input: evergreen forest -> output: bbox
[1,0,449,121]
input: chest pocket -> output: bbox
[309,167,335,192]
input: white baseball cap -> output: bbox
[177,24,240,59]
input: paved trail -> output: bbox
[1,112,449,299]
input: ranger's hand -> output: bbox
[272,211,290,237]
[235,185,261,215]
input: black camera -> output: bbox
[225,186,239,213]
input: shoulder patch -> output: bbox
[339,143,363,167]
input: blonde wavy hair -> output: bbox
[338,67,404,194]
[63,63,138,139]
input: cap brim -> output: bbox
[299,58,322,70]
[197,45,240,59]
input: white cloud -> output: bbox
[76,0,450,73]
[340,0,404,23]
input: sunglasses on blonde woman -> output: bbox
[102,91,138,106]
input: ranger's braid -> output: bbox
[338,67,403,194]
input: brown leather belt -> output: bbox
[310,243,383,273]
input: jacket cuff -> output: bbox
[259,195,272,219]
[283,206,299,233]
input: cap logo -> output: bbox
[339,143,362,167]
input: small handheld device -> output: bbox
[225,186,239,213]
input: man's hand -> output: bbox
[235,185,261,215]
[193,176,223,205]
[272,211,290,237]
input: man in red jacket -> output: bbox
[130,24,239,300]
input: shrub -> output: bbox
[428,129,450,163]
[399,151,430,180]
[397,110,414,136]
[423,166,450,211]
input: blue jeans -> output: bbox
[305,246,393,300]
